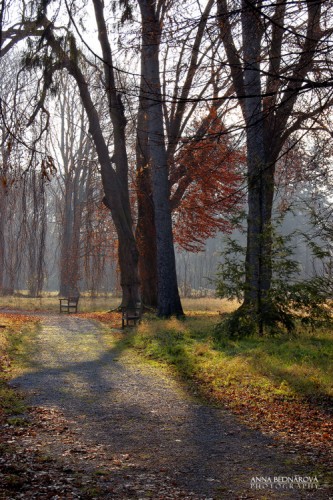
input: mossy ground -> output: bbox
[0,313,39,419]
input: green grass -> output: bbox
[124,314,333,402]
[0,316,39,418]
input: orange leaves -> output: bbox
[0,313,39,327]
[171,116,245,251]
[77,311,122,329]
[207,382,333,466]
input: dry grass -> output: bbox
[0,293,121,313]
[0,294,238,316]
[181,297,239,314]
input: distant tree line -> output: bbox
[0,0,332,327]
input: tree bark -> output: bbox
[138,0,183,317]
[241,0,269,312]
[136,30,158,308]
[135,167,158,308]
[135,0,213,309]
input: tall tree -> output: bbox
[137,0,184,316]
[136,0,225,308]
[217,0,333,330]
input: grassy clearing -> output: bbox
[0,314,39,418]
[125,314,333,402]
[181,297,238,313]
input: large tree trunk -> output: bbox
[135,169,158,308]
[135,8,158,309]
[241,0,274,328]
[138,0,183,317]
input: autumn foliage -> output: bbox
[171,114,245,251]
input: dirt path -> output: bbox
[8,314,330,498]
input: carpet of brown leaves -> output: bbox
[1,407,203,499]
[208,386,333,472]
[76,311,122,330]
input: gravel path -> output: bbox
[11,314,329,499]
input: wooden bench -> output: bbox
[59,297,79,313]
[122,303,142,328]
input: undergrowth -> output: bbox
[0,314,39,419]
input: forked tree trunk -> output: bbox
[138,0,183,317]
[135,0,213,310]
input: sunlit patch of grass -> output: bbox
[0,293,238,316]
[182,297,239,314]
[0,314,39,418]
[126,315,333,403]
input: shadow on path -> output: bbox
[12,314,327,498]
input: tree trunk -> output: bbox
[241,0,273,329]
[93,0,140,306]
[135,169,158,308]
[27,172,46,297]
[138,0,183,317]
[218,0,324,332]
[135,15,158,309]
[59,177,75,296]
[0,183,6,294]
